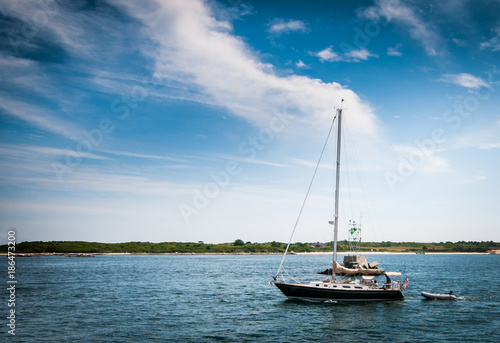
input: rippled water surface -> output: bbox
[2,253,499,342]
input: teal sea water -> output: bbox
[2,254,499,342]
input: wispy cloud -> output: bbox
[316,47,343,62]
[215,153,292,169]
[267,19,308,35]
[100,149,185,162]
[113,0,380,137]
[360,0,441,56]
[0,95,82,141]
[480,27,500,51]
[392,145,449,173]
[345,48,378,61]
[0,0,137,59]
[387,46,402,57]
[0,153,186,197]
[0,144,108,161]
[316,47,377,63]
[439,73,488,89]
[452,38,466,47]
[295,60,307,68]
[291,158,334,170]
[479,142,500,150]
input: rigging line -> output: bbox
[275,113,338,278]
[282,267,299,283]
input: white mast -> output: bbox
[331,105,342,281]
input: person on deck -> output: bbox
[384,275,392,289]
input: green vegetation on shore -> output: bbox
[2,240,499,254]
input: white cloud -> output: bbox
[316,47,343,62]
[480,27,500,51]
[439,73,488,89]
[316,47,377,63]
[393,145,449,173]
[112,0,380,137]
[0,95,82,141]
[217,154,293,169]
[360,0,441,56]
[452,38,466,47]
[295,60,307,68]
[268,19,308,35]
[479,142,500,150]
[0,144,108,161]
[291,158,334,170]
[345,48,378,61]
[100,149,184,162]
[387,46,402,57]
[0,149,186,197]
[0,0,96,55]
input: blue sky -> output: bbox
[1,0,499,244]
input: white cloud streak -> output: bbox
[0,144,108,161]
[392,145,449,173]
[316,47,377,63]
[100,149,184,162]
[316,47,343,62]
[387,46,402,56]
[480,27,500,51]
[439,73,488,89]
[345,48,378,61]
[268,19,308,35]
[0,95,82,141]
[113,0,379,137]
[360,0,441,56]
[479,142,500,150]
[295,60,307,68]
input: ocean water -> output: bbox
[2,253,499,342]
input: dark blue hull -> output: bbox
[274,282,404,301]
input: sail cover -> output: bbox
[333,261,383,275]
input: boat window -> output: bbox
[316,284,319,287]
[354,286,363,289]
[332,285,337,287]
[342,285,351,288]
[324,285,328,287]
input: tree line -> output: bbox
[2,240,498,254]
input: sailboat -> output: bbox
[271,106,408,301]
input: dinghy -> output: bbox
[421,291,457,300]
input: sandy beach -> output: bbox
[296,251,489,255]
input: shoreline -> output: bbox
[296,251,489,255]
[2,251,494,256]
